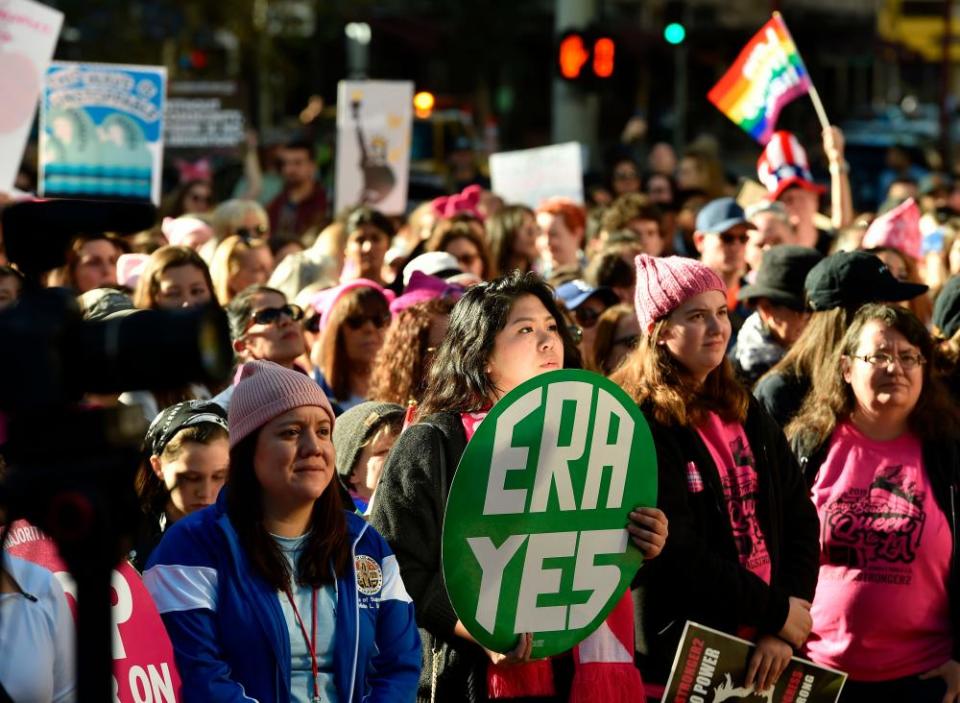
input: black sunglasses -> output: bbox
[304,314,322,334]
[344,312,391,330]
[719,232,750,245]
[574,306,602,329]
[250,304,303,326]
[236,224,269,241]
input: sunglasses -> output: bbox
[574,306,602,329]
[236,224,269,241]
[719,233,750,245]
[304,314,322,334]
[250,304,303,326]
[345,312,391,330]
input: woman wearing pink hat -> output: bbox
[612,255,820,697]
[144,360,420,702]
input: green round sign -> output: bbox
[441,369,658,658]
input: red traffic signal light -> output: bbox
[557,30,617,82]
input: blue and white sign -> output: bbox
[39,61,167,203]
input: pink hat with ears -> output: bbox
[116,253,150,291]
[309,279,395,333]
[431,184,484,220]
[861,197,923,261]
[633,254,726,330]
[161,216,214,249]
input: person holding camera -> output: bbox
[144,360,420,702]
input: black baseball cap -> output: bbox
[738,245,823,310]
[933,275,960,338]
[144,400,229,457]
[804,250,928,312]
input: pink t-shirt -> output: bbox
[695,412,772,585]
[806,421,953,680]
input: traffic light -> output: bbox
[663,0,686,45]
[664,23,686,45]
[557,29,617,82]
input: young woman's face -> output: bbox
[254,406,334,514]
[182,184,213,214]
[445,236,484,278]
[237,291,305,366]
[345,225,389,279]
[151,438,229,521]
[74,239,119,293]
[659,290,730,384]
[536,212,582,269]
[842,320,924,419]
[486,294,563,401]
[351,423,399,501]
[341,301,390,366]
[155,264,212,310]
[228,246,273,298]
[512,212,540,262]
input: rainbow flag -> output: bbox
[707,13,812,144]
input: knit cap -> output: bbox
[633,254,726,330]
[228,360,335,448]
[332,401,405,481]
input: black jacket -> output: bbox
[792,430,960,662]
[633,399,820,684]
[753,370,810,429]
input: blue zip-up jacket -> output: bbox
[143,491,421,702]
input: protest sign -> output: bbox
[0,0,63,192]
[662,622,846,703]
[335,80,413,215]
[165,80,245,151]
[489,142,584,209]
[442,369,657,658]
[4,520,182,703]
[39,61,167,204]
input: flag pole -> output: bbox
[773,11,831,130]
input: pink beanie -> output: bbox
[633,254,726,330]
[309,279,395,334]
[861,197,922,261]
[228,360,335,448]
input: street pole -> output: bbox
[552,0,600,170]
[674,41,688,155]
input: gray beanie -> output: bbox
[332,401,405,481]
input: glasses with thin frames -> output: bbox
[849,352,926,371]
[345,312,391,330]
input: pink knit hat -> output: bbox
[633,254,726,330]
[228,360,335,448]
[861,197,922,261]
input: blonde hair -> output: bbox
[209,235,270,305]
[211,199,269,241]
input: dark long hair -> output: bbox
[226,430,350,590]
[417,271,582,417]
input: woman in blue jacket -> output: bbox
[144,359,421,702]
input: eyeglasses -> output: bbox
[612,334,639,348]
[304,314,322,334]
[719,233,750,245]
[567,324,583,345]
[250,304,303,326]
[344,312,392,330]
[849,352,926,370]
[574,306,602,329]
[236,224,269,241]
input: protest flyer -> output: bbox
[335,80,413,215]
[4,520,182,703]
[0,0,63,191]
[39,61,167,204]
[662,622,846,703]
[489,141,584,209]
[165,80,245,152]
[442,369,658,658]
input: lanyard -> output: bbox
[285,587,322,703]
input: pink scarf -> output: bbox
[460,412,646,701]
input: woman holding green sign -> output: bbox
[612,254,820,697]
[370,271,669,702]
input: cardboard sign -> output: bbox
[0,0,63,192]
[662,622,846,703]
[165,80,245,151]
[489,142,584,209]
[442,369,657,657]
[39,61,167,203]
[334,80,413,215]
[4,520,182,703]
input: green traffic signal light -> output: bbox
[664,22,686,45]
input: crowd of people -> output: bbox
[2,120,960,703]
